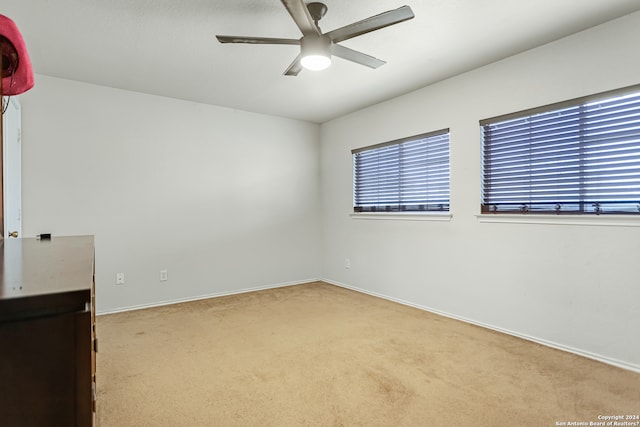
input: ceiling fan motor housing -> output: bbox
[300,34,331,70]
[301,35,331,57]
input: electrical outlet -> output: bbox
[160,270,168,282]
[116,273,125,285]
[345,258,351,269]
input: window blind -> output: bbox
[481,88,640,215]
[353,130,450,212]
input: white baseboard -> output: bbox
[323,278,640,374]
[96,278,320,316]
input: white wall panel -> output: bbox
[20,76,321,313]
[320,11,640,370]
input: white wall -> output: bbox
[320,11,640,371]
[20,75,321,313]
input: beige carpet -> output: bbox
[96,281,639,426]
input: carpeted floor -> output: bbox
[96,281,640,426]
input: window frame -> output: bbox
[351,129,451,220]
[480,84,640,218]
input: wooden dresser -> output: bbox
[0,235,96,426]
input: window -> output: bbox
[481,86,640,215]
[353,130,450,213]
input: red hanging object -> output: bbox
[0,14,34,95]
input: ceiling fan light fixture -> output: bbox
[300,36,331,71]
[300,54,331,71]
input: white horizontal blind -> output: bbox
[353,130,450,212]
[482,89,640,214]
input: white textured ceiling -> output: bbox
[3,0,640,123]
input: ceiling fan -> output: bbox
[216,0,414,76]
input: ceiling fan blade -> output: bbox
[283,54,303,76]
[216,35,300,45]
[326,5,414,43]
[281,0,321,38]
[331,44,386,69]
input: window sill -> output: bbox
[476,214,640,227]
[351,212,452,221]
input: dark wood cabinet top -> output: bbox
[0,235,95,322]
